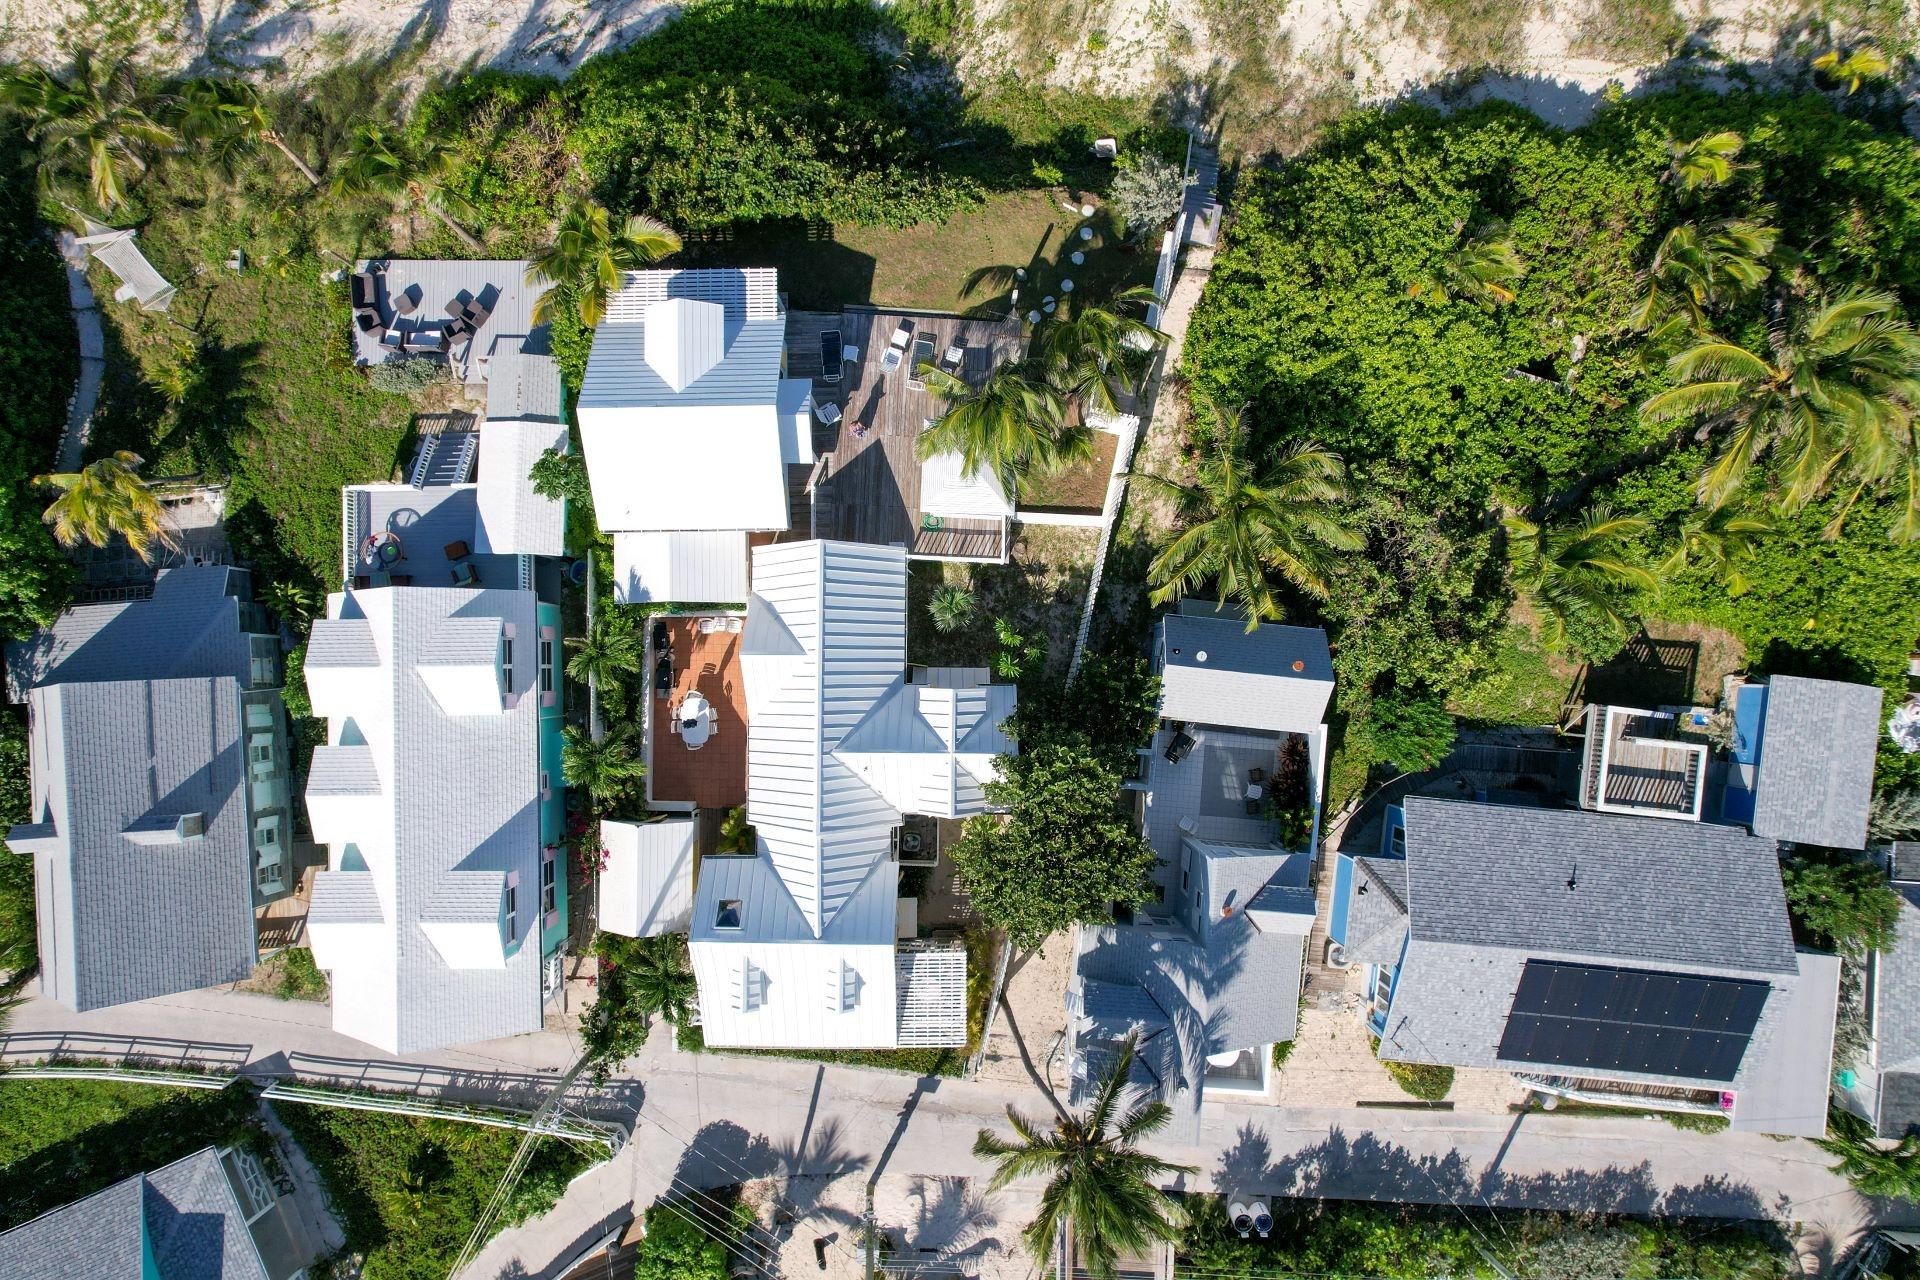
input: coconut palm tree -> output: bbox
[173,78,320,186]
[917,363,1085,485]
[626,934,697,1028]
[1631,219,1777,341]
[1816,1107,1920,1199]
[973,1032,1194,1278]
[565,615,644,688]
[34,450,176,561]
[526,197,682,327]
[331,123,481,251]
[1659,503,1774,597]
[1133,390,1360,630]
[1407,220,1524,309]
[0,51,176,209]
[1667,131,1745,194]
[1504,505,1658,653]
[1638,289,1920,537]
[561,725,646,807]
[1029,286,1167,418]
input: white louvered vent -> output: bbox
[733,959,764,1013]
[829,961,860,1013]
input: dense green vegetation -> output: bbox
[272,1101,598,1280]
[1179,1192,1794,1279]
[0,1080,264,1229]
[0,709,34,982]
[1181,89,1920,800]
[633,1197,751,1280]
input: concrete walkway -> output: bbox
[55,230,106,472]
[3,984,1903,1278]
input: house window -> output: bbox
[541,853,557,915]
[504,884,519,942]
[253,817,281,854]
[501,635,516,685]
[539,636,555,695]
[715,899,743,930]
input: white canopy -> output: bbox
[919,451,1013,519]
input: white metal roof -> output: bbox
[474,420,567,557]
[612,531,749,605]
[300,586,547,1053]
[919,451,1013,519]
[577,268,791,534]
[686,539,1016,1049]
[600,817,695,937]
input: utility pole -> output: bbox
[862,1183,877,1280]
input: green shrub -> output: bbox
[1372,1037,1454,1100]
[0,708,34,979]
[270,947,328,1000]
[365,355,449,394]
[928,584,976,633]
[1368,689,1458,772]
[1110,152,1184,241]
[635,1200,732,1280]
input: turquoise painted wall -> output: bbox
[538,601,568,957]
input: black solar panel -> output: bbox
[1497,960,1769,1083]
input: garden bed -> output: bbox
[905,526,1101,676]
[1019,431,1118,514]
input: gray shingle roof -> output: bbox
[8,675,257,1012]
[1752,675,1883,850]
[1401,797,1798,975]
[1873,898,1920,1077]
[486,348,563,424]
[5,566,255,702]
[1157,614,1333,734]
[1343,855,1409,966]
[0,1147,269,1280]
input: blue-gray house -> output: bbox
[3,566,293,1011]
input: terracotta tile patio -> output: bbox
[648,616,748,810]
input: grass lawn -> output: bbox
[680,189,1158,314]
[271,1101,600,1280]
[0,1079,264,1229]
[1448,620,1574,727]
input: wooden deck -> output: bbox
[648,616,748,810]
[791,307,1024,560]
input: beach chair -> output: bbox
[880,321,912,374]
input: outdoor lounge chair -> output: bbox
[393,286,419,317]
[351,271,377,311]
[813,401,842,427]
[450,560,478,588]
[463,300,492,329]
[819,330,843,384]
[880,321,912,374]
[404,331,444,354]
[444,318,474,346]
[354,310,386,341]
[941,344,964,373]
[907,335,937,388]
[444,540,470,561]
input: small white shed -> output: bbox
[600,817,696,937]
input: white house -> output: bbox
[687,540,1013,1050]
[577,269,814,605]
[302,585,567,1053]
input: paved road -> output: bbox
[5,985,1906,1278]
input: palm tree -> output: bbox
[565,615,644,688]
[1667,131,1745,194]
[173,78,320,186]
[973,1032,1194,1278]
[1638,289,1920,536]
[1816,1107,1920,1199]
[526,197,682,327]
[1504,505,1658,653]
[1133,390,1360,630]
[928,584,976,633]
[916,363,1084,484]
[1631,219,1777,341]
[1029,286,1167,418]
[627,934,696,1028]
[1408,220,1524,309]
[561,725,646,806]
[1813,46,1889,94]
[0,51,176,209]
[331,123,481,251]
[34,450,176,561]
[1658,503,1773,597]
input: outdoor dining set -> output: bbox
[351,267,495,358]
[810,321,968,438]
[655,616,742,752]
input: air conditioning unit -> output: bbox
[1324,939,1351,970]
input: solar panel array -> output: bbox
[1497,959,1770,1082]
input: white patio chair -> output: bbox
[726,617,744,633]
[698,616,720,634]
[814,401,843,427]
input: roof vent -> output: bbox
[176,812,205,839]
[644,297,726,392]
[1292,660,1306,672]
[1196,650,1209,663]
